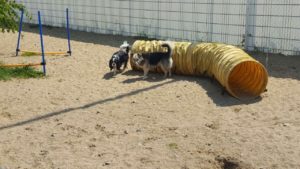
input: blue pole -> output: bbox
[16,9,24,56]
[66,8,71,56]
[38,11,46,76]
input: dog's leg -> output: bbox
[112,63,117,76]
[143,66,149,79]
[159,63,168,78]
[163,69,168,78]
[122,59,128,72]
[168,68,172,77]
[168,59,173,77]
[113,67,117,75]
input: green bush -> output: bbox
[0,0,30,33]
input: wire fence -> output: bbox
[17,0,300,55]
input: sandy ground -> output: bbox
[0,25,300,169]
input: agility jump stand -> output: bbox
[16,8,71,56]
[3,11,46,76]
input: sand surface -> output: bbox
[1,25,300,169]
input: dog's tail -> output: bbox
[161,42,173,57]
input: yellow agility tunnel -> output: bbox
[130,40,268,99]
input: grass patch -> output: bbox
[168,143,178,149]
[21,51,40,57]
[0,65,44,81]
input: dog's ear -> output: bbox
[132,53,140,60]
[135,53,140,58]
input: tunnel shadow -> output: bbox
[121,70,263,107]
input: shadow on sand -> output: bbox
[0,70,264,131]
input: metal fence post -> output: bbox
[245,0,256,51]
[208,0,214,42]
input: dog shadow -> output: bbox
[122,70,170,83]
[102,71,116,80]
[102,70,137,80]
[121,70,139,76]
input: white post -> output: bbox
[208,0,214,42]
[245,0,256,51]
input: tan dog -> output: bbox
[132,43,173,79]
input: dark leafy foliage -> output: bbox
[0,0,30,33]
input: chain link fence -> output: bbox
[17,0,300,55]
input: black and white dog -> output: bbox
[109,41,130,75]
[132,42,173,79]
